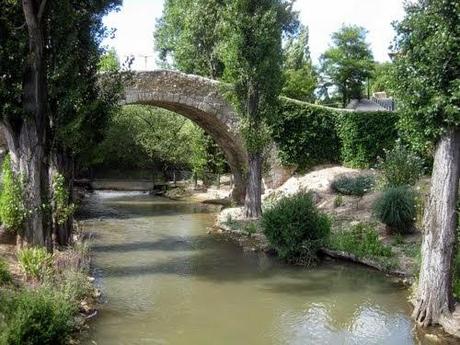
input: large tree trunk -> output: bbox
[413,127,460,327]
[8,0,51,248]
[50,150,74,247]
[3,121,50,248]
[244,152,262,218]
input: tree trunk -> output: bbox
[244,152,262,218]
[413,128,460,327]
[50,150,73,247]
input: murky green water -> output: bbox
[80,191,427,345]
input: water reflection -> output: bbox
[79,192,437,345]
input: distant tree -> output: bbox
[282,25,317,102]
[99,48,121,72]
[370,62,394,95]
[320,25,374,107]
[154,0,225,79]
[392,0,460,328]
[221,0,296,217]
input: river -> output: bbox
[80,191,435,345]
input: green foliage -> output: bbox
[0,288,75,345]
[392,0,460,155]
[328,223,393,259]
[261,192,331,263]
[98,48,120,72]
[0,259,12,285]
[17,248,53,281]
[271,98,399,169]
[0,155,25,232]
[221,0,293,153]
[377,141,424,188]
[373,186,417,233]
[244,222,258,237]
[334,195,344,208]
[320,25,375,106]
[94,105,226,176]
[332,174,375,197]
[282,25,317,102]
[271,98,341,168]
[370,62,394,95]
[155,0,225,78]
[46,0,123,164]
[336,110,399,168]
[52,173,75,225]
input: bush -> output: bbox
[261,192,330,263]
[0,259,12,285]
[17,247,53,280]
[0,155,25,232]
[373,186,417,233]
[331,174,375,196]
[270,98,341,169]
[336,110,399,168]
[0,288,75,345]
[328,223,393,258]
[377,141,424,188]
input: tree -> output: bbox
[99,48,121,72]
[221,0,294,218]
[0,0,121,247]
[320,25,374,107]
[282,25,317,102]
[392,0,460,328]
[46,0,121,246]
[154,0,226,79]
[0,0,51,247]
[370,62,394,95]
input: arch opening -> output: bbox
[124,70,247,203]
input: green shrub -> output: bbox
[271,98,341,169]
[0,155,25,232]
[373,186,417,233]
[0,259,12,285]
[336,110,399,168]
[334,195,344,208]
[328,223,393,258]
[47,269,93,304]
[52,173,75,225]
[331,174,375,196]
[0,288,76,345]
[377,141,424,188]
[17,247,53,280]
[261,192,330,263]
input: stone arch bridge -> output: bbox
[124,70,248,203]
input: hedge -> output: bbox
[336,110,399,168]
[271,97,399,169]
[271,98,341,170]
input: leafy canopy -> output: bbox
[392,0,460,155]
[320,25,374,107]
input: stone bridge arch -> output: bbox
[124,70,247,203]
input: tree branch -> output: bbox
[37,0,48,23]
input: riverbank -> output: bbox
[212,166,420,280]
[0,225,100,344]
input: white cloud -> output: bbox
[103,0,405,70]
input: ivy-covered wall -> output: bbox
[271,97,399,169]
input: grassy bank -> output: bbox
[0,230,98,345]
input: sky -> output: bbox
[102,0,406,71]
